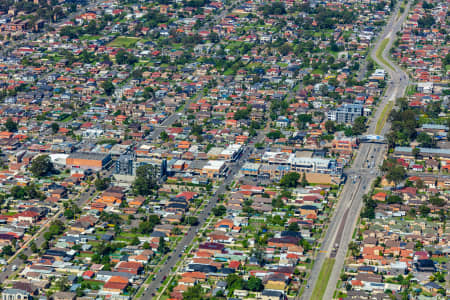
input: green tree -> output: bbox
[5,117,18,132]
[85,20,98,34]
[51,122,59,134]
[143,86,154,99]
[325,120,336,133]
[185,216,199,226]
[132,164,159,196]
[352,116,367,135]
[266,130,283,139]
[64,204,81,220]
[417,14,435,28]
[130,236,140,246]
[30,241,38,253]
[160,131,169,141]
[271,197,284,208]
[412,147,421,158]
[430,196,445,207]
[183,285,205,300]
[171,227,182,235]
[115,49,138,65]
[297,114,312,129]
[2,245,13,256]
[287,222,299,232]
[387,195,403,204]
[102,80,115,96]
[300,172,308,187]
[212,205,226,217]
[419,205,430,216]
[64,208,75,219]
[246,276,263,291]
[94,177,110,191]
[30,155,54,177]
[348,241,360,258]
[386,165,406,187]
[280,172,300,188]
[56,277,69,291]
[157,236,168,254]
[226,273,245,290]
[361,194,377,219]
[300,238,312,251]
[417,132,435,148]
[49,220,64,234]
[261,2,286,16]
[11,186,37,199]
[208,32,219,43]
[137,215,160,234]
[279,43,293,56]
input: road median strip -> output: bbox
[311,258,335,300]
[375,100,394,135]
[376,38,395,71]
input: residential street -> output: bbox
[0,168,111,283]
[141,127,267,299]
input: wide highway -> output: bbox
[301,1,411,299]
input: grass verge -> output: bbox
[108,36,140,48]
[135,288,144,299]
[311,258,335,300]
[375,101,394,135]
[376,39,395,71]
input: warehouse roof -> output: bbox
[68,152,110,160]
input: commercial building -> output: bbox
[208,144,244,162]
[327,104,364,124]
[331,137,358,155]
[261,151,338,174]
[393,147,450,160]
[115,154,134,176]
[114,152,167,183]
[240,162,260,176]
[201,160,227,178]
[219,144,244,161]
[66,152,111,171]
[288,156,337,174]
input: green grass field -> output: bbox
[375,100,394,135]
[376,39,395,71]
[311,258,335,300]
[108,36,141,48]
